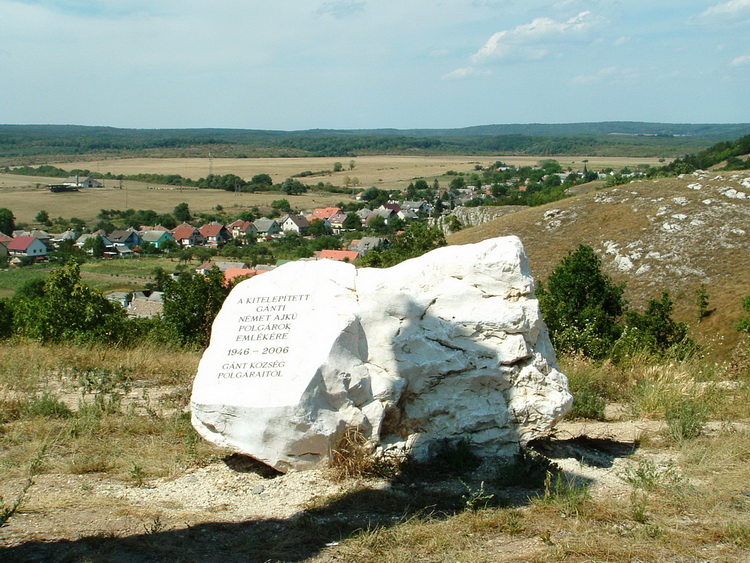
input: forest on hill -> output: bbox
[1,122,749,162]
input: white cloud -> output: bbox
[731,54,750,66]
[694,0,750,25]
[571,65,641,85]
[470,11,598,64]
[443,66,491,79]
[316,1,367,18]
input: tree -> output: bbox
[0,208,15,235]
[163,267,231,347]
[449,176,466,190]
[281,178,307,195]
[174,202,191,222]
[271,199,292,214]
[537,244,626,358]
[360,221,446,268]
[0,298,12,339]
[366,215,388,235]
[12,261,127,344]
[342,213,362,231]
[82,234,106,258]
[307,218,330,237]
[35,210,50,225]
[349,160,356,170]
[333,162,344,172]
[250,173,273,187]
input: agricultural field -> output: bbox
[1,155,664,225]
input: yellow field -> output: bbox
[1,155,664,225]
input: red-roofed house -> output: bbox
[224,268,270,285]
[6,236,48,258]
[172,223,205,248]
[313,249,359,262]
[228,220,257,239]
[312,207,342,220]
[199,223,232,248]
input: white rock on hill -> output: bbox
[191,236,571,473]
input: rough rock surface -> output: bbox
[191,236,571,472]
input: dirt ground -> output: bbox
[0,411,696,563]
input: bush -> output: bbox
[537,245,625,358]
[612,292,695,362]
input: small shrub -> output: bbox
[536,472,591,517]
[19,392,73,418]
[629,489,649,523]
[664,398,708,443]
[723,521,750,547]
[569,384,607,420]
[1,445,46,527]
[620,458,682,491]
[461,480,494,511]
[73,366,132,414]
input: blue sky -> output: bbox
[1,0,749,129]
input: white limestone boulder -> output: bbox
[191,236,571,472]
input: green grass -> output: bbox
[0,265,52,299]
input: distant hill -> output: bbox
[1,122,750,163]
[446,169,750,360]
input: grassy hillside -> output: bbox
[448,170,750,359]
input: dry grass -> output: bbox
[0,339,213,482]
[2,340,750,560]
[449,171,750,360]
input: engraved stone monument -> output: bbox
[191,236,572,472]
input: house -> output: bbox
[106,291,132,308]
[349,237,387,256]
[195,260,249,275]
[6,236,48,258]
[312,207,342,221]
[397,208,419,221]
[172,223,205,247]
[51,230,78,248]
[227,220,257,239]
[14,230,52,249]
[355,208,373,221]
[401,200,431,215]
[75,231,111,251]
[278,214,310,236]
[313,249,359,262]
[108,229,141,249]
[63,176,103,188]
[0,232,13,245]
[252,218,281,237]
[199,222,232,248]
[127,292,164,319]
[224,268,269,285]
[327,212,349,233]
[365,208,396,225]
[140,230,175,249]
